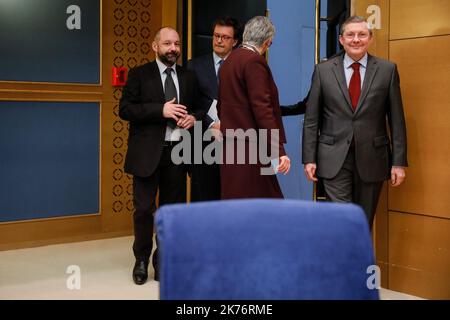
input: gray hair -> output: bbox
[340,16,373,36]
[242,16,275,47]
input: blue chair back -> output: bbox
[156,199,379,300]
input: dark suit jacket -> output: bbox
[302,54,408,182]
[187,53,217,129]
[119,61,200,177]
[186,53,222,200]
[281,97,307,116]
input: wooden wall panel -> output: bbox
[353,0,450,299]
[390,0,450,40]
[389,36,450,219]
[162,0,178,28]
[389,211,450,299]
[387,0,450,299]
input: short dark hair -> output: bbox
[212,16,240,40]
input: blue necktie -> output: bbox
[217,60,223,83]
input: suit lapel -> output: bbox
[332,56,353,113]
[177,66,187,106]
[355,55,379,115]
[207,53,218,85]
[145,61,165,101]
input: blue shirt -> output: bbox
[343,53,368,89]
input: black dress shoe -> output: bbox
[132,260,148,285]
[152,249,159,281]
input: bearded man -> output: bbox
[120,27,201,284]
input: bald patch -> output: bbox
[154,27,178,42]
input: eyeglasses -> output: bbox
[213,33,233,41]
[342,32,370,40]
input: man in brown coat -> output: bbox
[218,16,290,199]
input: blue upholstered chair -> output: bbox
[156,199,379,300]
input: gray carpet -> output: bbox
[0,236,422,300]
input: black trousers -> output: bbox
[321,147,383,228]
[190,137,221,202]
[132,144,186,269]
[190,162,221,202]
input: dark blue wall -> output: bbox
[0,101,100,222]
[0,0,100,83]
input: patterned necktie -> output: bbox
[164,68,177,128]
[349,62,361,111]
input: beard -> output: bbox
[158,51,179,65]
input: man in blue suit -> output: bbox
[187,17,240,201]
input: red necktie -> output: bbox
[349,62,361,111]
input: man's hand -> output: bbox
[209,121,222,141]
[177,114,196,129]
[304,163,318,182]
[210,121,220,131]
[162,98,188,122]
[391,166,406,187]
[277,155,291,174]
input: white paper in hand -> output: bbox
[271,158,279,174]
[207,99,219,122]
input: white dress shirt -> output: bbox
[155,58,181,141]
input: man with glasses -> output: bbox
[187,17,240,201]
[303,16,408,228]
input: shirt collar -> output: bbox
[156,58,177,76]
[213,52,228,66]
[344,53,368,69]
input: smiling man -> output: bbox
[302,16,408,228]
[119,27,202,284]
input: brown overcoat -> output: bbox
[218,47,287,199]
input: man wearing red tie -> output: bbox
[302,16,408,228]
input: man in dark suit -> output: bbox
[119,27,201,284]
[187,17,240,202]
[303,16,408,227]
[218,16,291,199]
